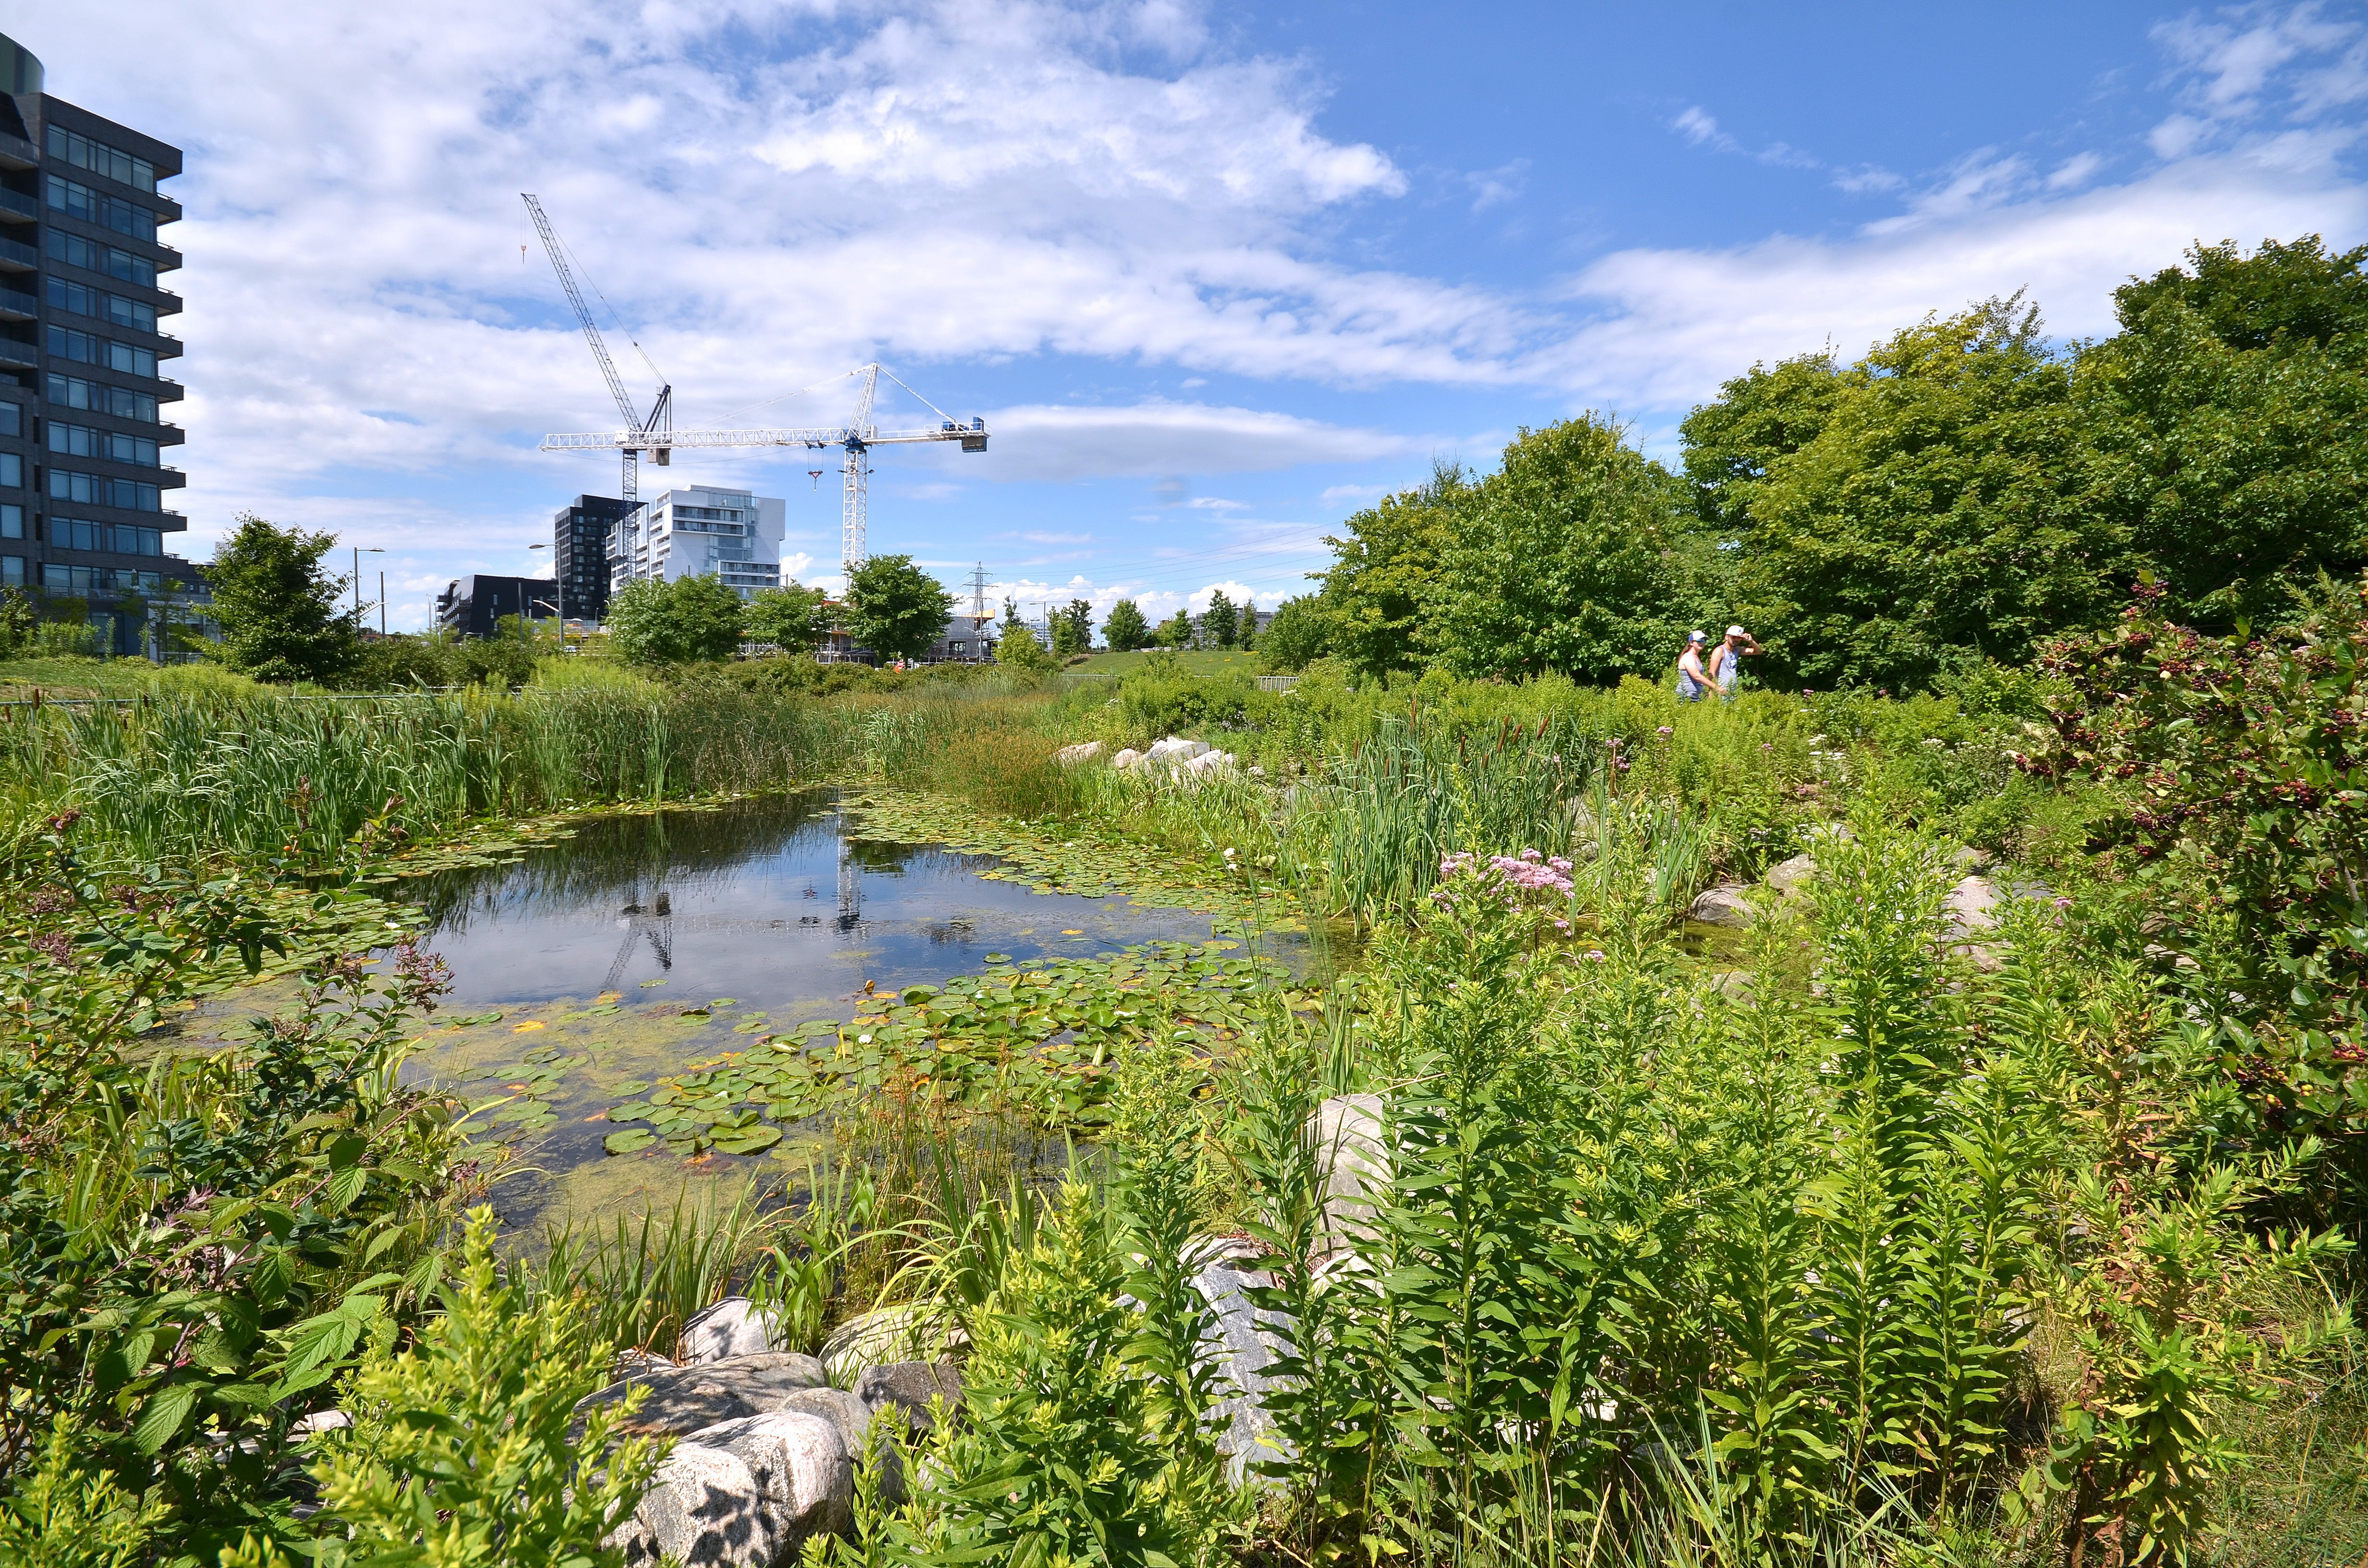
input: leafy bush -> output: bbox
[296,1208,667,1568]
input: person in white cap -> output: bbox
[1710,624,1759,698]
[1676,630,1712,701]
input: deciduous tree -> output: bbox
[744,582,834,655]
[846,555,955,662]
[1200,589,1238,649]
[206,515,360,685]
[1103,599,1150,652]
[604,573,746,665]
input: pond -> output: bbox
[354,789,1274,1231]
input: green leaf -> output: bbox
[132,1381,201,1454]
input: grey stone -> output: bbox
[1944,875,2000,939]
[771,1387,878,1459]
[680,1298,784,1365]
[1056,741,1106,766]
[688,1412,852,1549]
[577,1352,831,1445]
[821,1305,959,1384]
[1189,1255,1292,1487]
[855,1361,964,1433]
[1307,1094,1387,1254]
[1688,884,1755,928]
[610,1444,778,1568]
[1763,853,1817,896]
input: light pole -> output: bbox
[352,546,384,629]
[528,541,565,651]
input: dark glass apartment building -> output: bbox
[0,32,194,652]
[554,494,627,623]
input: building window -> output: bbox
[44,229,159,288]
[47,374,158,423]
[49,422,158,466]
[0,454,17,488]
[45,175,156,242]
[45,277,157,334]
[49,518,162,555]
[0,504,21,539]
[0,402,17,437]
[45,126,158,194]
[45,326,156,378]
[49,470,161,512]
[39,562,162,596]
[0,554,21,587]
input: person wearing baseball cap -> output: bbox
[1676,630,1712,701]
[1711,625,1759,698]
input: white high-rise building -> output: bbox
[615,484,786,599]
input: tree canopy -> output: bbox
[605,574,746,665]
[1102,599,1150,652]
[846,556,954,662]
[1200,590,1238,649]
[743,582,834,656]
[206,515,360,685]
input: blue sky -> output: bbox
[20,0,2368,629]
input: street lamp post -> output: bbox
[528,541,565,651]
[352,546,384,628]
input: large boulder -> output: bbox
[1763,853,1817,897]
[1181,749,1236,782]
[855,1361,964,1433]
[1188,1249,1291,1486]
[577,1351,831,1444]
[678,1298,784,1366]
[608,1443,779,1568]
[1307,1094,1387,1254]
[1146,735,1210,764]
[1056,741,1106,767]
[688,1412,853,1547]
[1111,747,1145,772]
[1688,884,1755,928]
[820,1305,961,1384]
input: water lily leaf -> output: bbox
[611,1079,652,1096]
[449,1011,504,1028]
[713,1125,783,1155]
[604,1128,657,1154]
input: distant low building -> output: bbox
[817,610,991,666]
[436,573,557,639]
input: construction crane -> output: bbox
[521,193,672,580]
[540,363,987,581]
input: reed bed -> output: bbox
[0,680,842,868]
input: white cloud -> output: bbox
[979,401,1421,480]
[1320,482,1391,505]
[2047,152,2106,191]
[1541,151,2368,413]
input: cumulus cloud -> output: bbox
[1540,151,2368,412]
[979,401,1421,481]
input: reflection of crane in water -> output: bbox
[835,840,861,932]
[603,891,675,991]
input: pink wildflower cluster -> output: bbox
[1433,848,1579,931]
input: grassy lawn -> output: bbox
[1061,648,1265,678]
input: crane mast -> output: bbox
[522,193,671,584]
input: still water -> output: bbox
[381,789,1229,1228]
[410,788,1220,1010]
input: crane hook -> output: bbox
[808,470,824,489]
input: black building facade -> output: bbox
[434,574,558,640]
[0,32,196,653]
[553,494,626,622]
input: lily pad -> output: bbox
[604,1127,658,1154]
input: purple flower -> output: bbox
[1657,726,1673,736]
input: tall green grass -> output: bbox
[0,680,841,869]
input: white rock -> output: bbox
[1189,1251,1291,1487]
[678,1298,783,1366]
[1944,875,1999,939]
[290,1409,351,1438]
[1763,854,1817,897]
[1308,1094,1387,1254]
[1055,741,1106,766]
[1111,748,1145,772]
[1147,735,1209,762]
[610,1444,778,1568]
[820,1305,963,1385]
[1688,885,1755,928]
[686,1411,852,1550]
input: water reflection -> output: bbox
[407,788,1225,1010]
